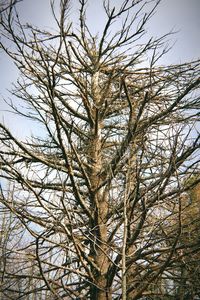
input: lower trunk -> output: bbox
[90,275,112,300]
[89,198,111,300]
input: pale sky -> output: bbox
[0,0,199,136]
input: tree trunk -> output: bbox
[88,71,111,299]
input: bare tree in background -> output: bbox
[0,0,200,299]
[167,179,200,299]
[0,186,35,299]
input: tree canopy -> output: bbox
[0,1,200,299]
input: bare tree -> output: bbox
[167,179,200,299]
[0,185,54,299]
[0,0,200,299]
[0,186,29,299]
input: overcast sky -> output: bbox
[0,0,200,136]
